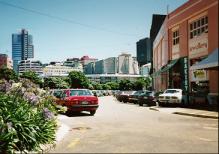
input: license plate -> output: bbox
[81,101,88,105]
[144,97,148,99]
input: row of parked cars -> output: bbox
[115,89,186,107]
[115,90,157,106]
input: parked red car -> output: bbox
[53,89,99,115]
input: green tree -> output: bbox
[102,84,111,90]
[119,79,133,90]
[0,67,18,81]
[68,71,90,88]
[106,82,119,90]
[133,78,145,90]
[44,77,69,89]
[144,77,152,89]
[91,82,103,90]
[19,71,42,85]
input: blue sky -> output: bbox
[0,0,187,63]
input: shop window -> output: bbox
[191,81,209,94]
[172,29,179,45]
[190,16,208,39]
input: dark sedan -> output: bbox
[128,90,147,104]
[116,91,135,103]
[138,91,157,106]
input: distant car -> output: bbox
[138,91,156,106]
[116,91,136,103]
[54,89,99,115]
[158,89,185,106]
[128,90,146,104]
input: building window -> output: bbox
[190,16,208,39]
[173,30,179,45]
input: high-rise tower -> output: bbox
[12,29,34,72]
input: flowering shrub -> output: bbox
[0,79,64,153]
[0,93,57,153]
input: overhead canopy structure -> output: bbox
[190,48,218,70]
[151,59,179,78]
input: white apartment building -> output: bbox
[43,63,82,77]
[18,60,43,75]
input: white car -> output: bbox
[158,89,184,104]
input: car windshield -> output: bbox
[133,91,141,95]
[164,90,180,94]
[70,90,92,96]
[141,91,153,96]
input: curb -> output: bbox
[149,106,160,111]
[173,112,218,119]
[149,106,218,119]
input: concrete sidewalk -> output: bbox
[149,106,218,119]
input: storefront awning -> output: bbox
[151,59,179,78]
[190,48,218,70]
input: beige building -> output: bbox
[43,63,82,77]
[118,53,139,75]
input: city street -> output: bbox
[50,96,218,153]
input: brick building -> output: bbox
[0,54,13,69]
[152,0,218,105]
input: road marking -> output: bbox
[198,137,215,142]
[67,138,80,148]
[203,126,218,130]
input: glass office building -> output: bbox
[12,29,34,73]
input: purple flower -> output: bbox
[23,92,40,105]
[0,80,11,93]
[29,95,40,105]
[43,108,54,120]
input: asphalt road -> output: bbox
[50,96,218,153]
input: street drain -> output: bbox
[71,127,91,131]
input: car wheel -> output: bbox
[158,102,164,107]
[139,102,143,106]
[90,110,96,116]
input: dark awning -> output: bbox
[151,59,179,78]
[190,48,218,70]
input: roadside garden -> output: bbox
[0,67,65,153]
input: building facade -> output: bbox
[149,14,166,74]
[118,53,139,75]
[12,29,34,73]
[86,74,145,84]
[64,58,81,67]
[140,63,151,76]
[94,60,104,74]
[136,37,151,66]
[84,54,139,75]
[103,57,117,74]
[152,0,218,105]
[84,62,95,74]
[0,54,13,69]
[43,63,82,77]
[18,60,43,75]
[80,55,98,67]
